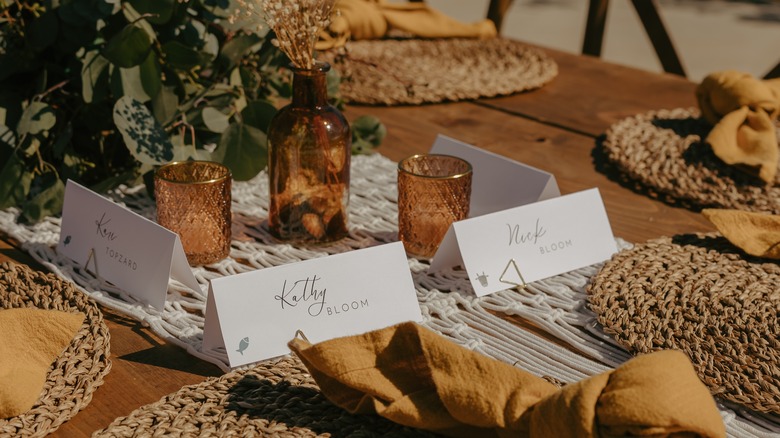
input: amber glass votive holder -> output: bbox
[155,161,232,266]
[397,154,472,258]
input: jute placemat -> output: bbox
[602,107,780,214]
[0,261,111,437]
[322,38,558,105]
[587,233,780,415]
[93,355,435,437]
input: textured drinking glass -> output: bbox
[397,154,472,258]
[155,161,232,266]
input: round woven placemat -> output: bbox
[94,355,434,437]
[322,38,558,105]
[0,261,111,437]
[587,233,780,415]
[602,107,780,214]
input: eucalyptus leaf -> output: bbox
[120,65,151,103]
[351,115,386,154]
[0,152,32,209]
[0,124,15,148]
[241,100,276,132]
[113,96,174,165]
[162,40,211,71]
[152,86,179,125]
[213,122,266,181]
[20,177,65,223]
[17,102,56,136]
[139,52,162,100]
[128,0,175,25]
[103,24,152,68]
[81,51,110,104]
[219,34,262,70]
[202,107,230,133]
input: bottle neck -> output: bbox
[290,62,330,108]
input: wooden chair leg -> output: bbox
[630,0,686,77]
[764,61,780,79]
[487,0,514,32]
[582,0,610,57]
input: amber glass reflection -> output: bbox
[397,154,472,258]
[267,62,351,243]
[155,161,232,266]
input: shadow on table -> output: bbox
[225,375,437,437]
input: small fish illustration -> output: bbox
[236,337,250,355]
[476,272,489,287]
[64,235,72,246]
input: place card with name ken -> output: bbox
[202,242,423,367]
[429,134,560,217]
[429,188,617,297]
[57,180,200,309]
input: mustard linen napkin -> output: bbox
[702,208,780,259]
[288,322,725,438]
[318,0,497,49]
[0,308,85,418]
[695,70,780,183]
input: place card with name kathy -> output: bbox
[57,180,200,309]
[429,188,617,297]
[429,134,560,217]
[202,242,423,367]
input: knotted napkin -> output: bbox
[695,70,780,183]
[318,0,497,49]
[288,322,725,438]
[703,208,780,259]
[0,308,84,418]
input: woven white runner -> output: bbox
[0,154,776,437]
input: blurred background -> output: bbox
[422,0,780,82]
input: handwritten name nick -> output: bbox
[95,212,118,241]
[274,275,327,317]
[507,218,546,246]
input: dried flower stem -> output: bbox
[233,0,335,69]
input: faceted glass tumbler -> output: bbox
[397,154,472,258]
[155,161,232,266]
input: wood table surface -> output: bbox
[0,43,717,437]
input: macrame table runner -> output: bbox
[0,154,776,436]
[588,233,780,416]
[602,107,780,214]
[0,261,111,437]
[321,38,558,105]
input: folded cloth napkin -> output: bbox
[318,0,497,49]
[0,308,85,418]
[702,208,780,259]
[288,322,725,438]
[695,70,780,183]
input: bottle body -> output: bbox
[267,63,350,242]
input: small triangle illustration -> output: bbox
[499,259,526,289]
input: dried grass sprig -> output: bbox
[232,0,335,70]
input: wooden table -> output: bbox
[0,44,716,436]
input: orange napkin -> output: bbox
[289,322,725,438]
[695,70,780,183]
[318,0,497,49]
[702,208,780,259]
[0,308,85,418]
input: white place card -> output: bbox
[430,188,617,297]
[430,134,560,217]
[57,180,200,309]
[202,242,423,367]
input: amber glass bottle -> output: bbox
[267,62,350,242]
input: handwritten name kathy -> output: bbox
[274,275,327,317]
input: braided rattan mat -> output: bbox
[0,261,111,437]
[322,38,558,105]
[602,107,780,214]
[587,233,780,415]
[94,355,435,437]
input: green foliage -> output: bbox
[0,0,385,223]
